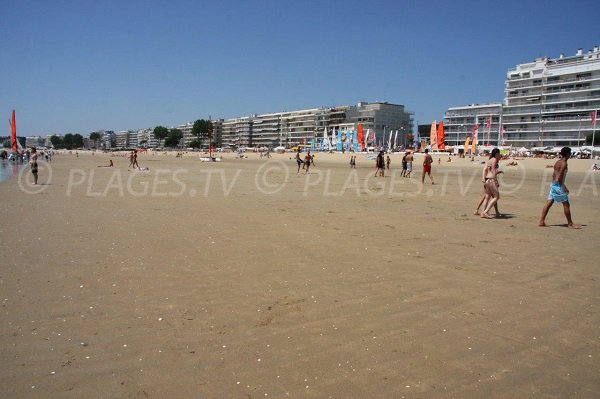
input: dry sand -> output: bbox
[1,151,599,398]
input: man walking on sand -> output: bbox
[296,149,304,173]
[539,147,581,229]
[405,151,413,178]
[421,149,434,184]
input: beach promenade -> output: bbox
[1,151,599,398]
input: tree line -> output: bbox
[153,119,213,148]
[50,133,84,149]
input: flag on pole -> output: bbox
[485,117,491,129]
[471,124,479,139]
[592,110,597,125]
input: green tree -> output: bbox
[188,139,202,148]
[192,119,213,148]
[89,132,101,148]
[164,128,183,148]
[585,132,599,146]
[73,134,84,148]
[63,134,75,150]
[153,126,169,148]
[50,135,64,149]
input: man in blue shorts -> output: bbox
[539,147,581,229]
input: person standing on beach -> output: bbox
[421,149,434,184]
[539,147,581,229]
[401,153,407,177]
[375,151,385,177]
[128,151,135,168]
[386,155,391,170]
[405,151,413,178]
[478,148,502,218]
[304,151,312,173]
[296,149,304,173]
[29,147,38,185]
[132,150,139,169]
[474,162,503,216]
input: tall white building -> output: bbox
[444,103,503,146]
[503,47,600,147]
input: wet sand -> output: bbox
[1,151,599,398]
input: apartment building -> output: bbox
[136,128,157,148]
[503,47,600,147]
[115,130,139,149]
[222,117,253,148]
[444,103,503,146]
[220,102,413,149]
[345,102,413,146]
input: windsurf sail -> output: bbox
[10,110,17,152]
[437,121,445,150]
[430,121,437,150]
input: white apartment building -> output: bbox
[444,103,503,146]
[220,102,413,149]
[503,47,600,147]
[136,128,157,148]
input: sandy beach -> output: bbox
[1,151,599,398]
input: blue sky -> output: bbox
[1,0,598,136]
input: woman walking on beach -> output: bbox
[474,149,503,216]
[29,147,38,185]
[480,148,501,219]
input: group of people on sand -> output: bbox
[295,149,315,173]
[24,144,582,229]
[473,146,580,229]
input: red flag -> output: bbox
[592,110,597,125]
[485,117,491,129]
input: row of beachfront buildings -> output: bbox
[27,46,600,150]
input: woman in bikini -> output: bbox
[480,148,501,219]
